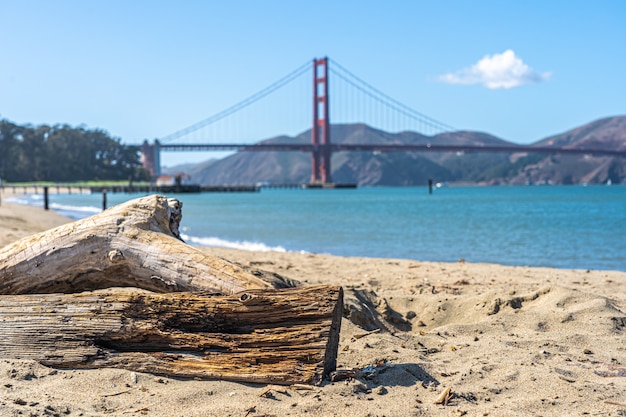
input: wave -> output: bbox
[181,233,288,253]
[50,203,101,220]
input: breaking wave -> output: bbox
[48,203,101,219]
[181,233,287,253]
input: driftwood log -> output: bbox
[0,195,343,385]
[0,286,343,385]
[0,195,278,295]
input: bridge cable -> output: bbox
[329,59,456,134]
[159,60,312,143]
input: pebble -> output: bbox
[352,382,370,394]
[373,386,388,395]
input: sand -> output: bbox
[0,194,625,416]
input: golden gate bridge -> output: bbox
[135,58,626,185]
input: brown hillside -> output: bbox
[182,117,626,186]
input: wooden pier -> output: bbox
[303,183,357,189]
[2,184,260,195]
[261,183,357,190]
[3,183,356,195]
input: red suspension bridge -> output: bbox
[137,58,626,184]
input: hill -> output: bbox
[502,115,626,185]
[183,116,626,186]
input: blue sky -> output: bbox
[1,0,625,167]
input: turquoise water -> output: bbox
[7,185,626,271]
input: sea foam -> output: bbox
[48,203,101,219]
[181,234,287,253]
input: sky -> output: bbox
[1,0,625,167]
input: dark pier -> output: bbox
[2,184,261,195]
[3,182,357,197]
[260,183,357,190]
[303,183,357,189]
[90,184,261,193]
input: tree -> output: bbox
[0,119,145,182]
[0,120,22,181]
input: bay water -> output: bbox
[7,185,626,272]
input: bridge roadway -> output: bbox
[137,143,626,157]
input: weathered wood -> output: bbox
[0,194,278,295]
[0,194,341,385]
[0,285,343,385]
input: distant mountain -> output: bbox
[182,116,626,186]
[161,160,216,176]
[187,134,312,185]
[502,116,626,185]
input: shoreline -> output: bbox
[3,188,625,273]
[1,196,622,273]
[1,195,625,415]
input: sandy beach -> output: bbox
[0,194,625,416]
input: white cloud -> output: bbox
[438,49,551,89]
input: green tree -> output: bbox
[0,120,22,181]
[0,119,146,182]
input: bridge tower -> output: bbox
[141,140,161,179]
[311,57,332,184]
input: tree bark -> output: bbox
[0,285,343,385]
[0,195,280,295]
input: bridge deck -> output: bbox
[143,143,626,157]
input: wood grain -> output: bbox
[0,285,343,385]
